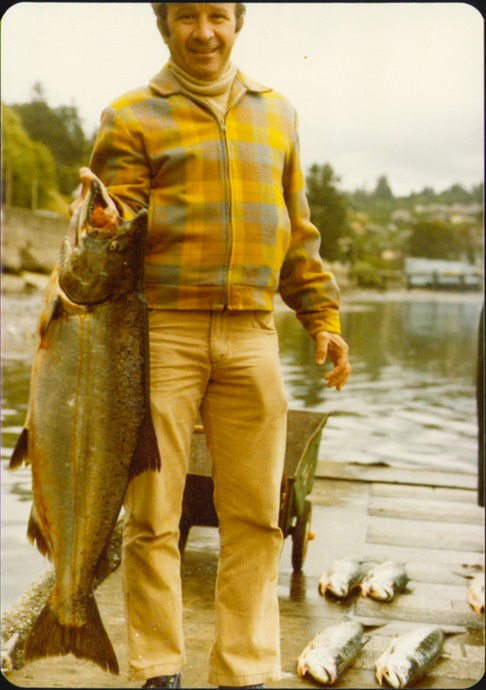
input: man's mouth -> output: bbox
[190,47,218,56]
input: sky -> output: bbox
[1,1,484,196]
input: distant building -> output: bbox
[405,258,483,291]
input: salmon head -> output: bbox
[59,178,148,305]
[381,660,410,689]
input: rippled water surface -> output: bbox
[1,290,483,609]
[275,292,483,473]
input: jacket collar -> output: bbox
[149,63,272,97]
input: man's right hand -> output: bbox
[69,168,120,229]
[69,167,98,217]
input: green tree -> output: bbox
[306,163,349,262]
[372,175,394,202]
[11,82,90,195]
[407,219,459,259]
[1,104,57,209]
[438,183,471,205]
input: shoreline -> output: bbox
[1,272,483,362]
[2,274,484,688]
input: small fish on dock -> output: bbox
[318,557,363,598]
[297,620,369,685]
[452,564,484,615]
[1,633,19,675]
[467,573,485,614]
[361,560,409,602]
[374,625,444,688]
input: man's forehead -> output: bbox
[169,3,236,14]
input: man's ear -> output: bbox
[235,15,244,33]
[156,16,170,42]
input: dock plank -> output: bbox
[370,482,478,504]
[357,542,484,568]
[317,460,478,490]
[403,562,482,586]
[353,595,483,629]
[366,516,484,552]
[4,470,484,689]
[368,496,484,524]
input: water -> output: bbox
[1,290,483,611]
[275,291,483,472]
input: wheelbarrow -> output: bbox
[179,408,328,572]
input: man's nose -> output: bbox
[193,16,214,40]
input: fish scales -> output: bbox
[319,557,363,598]
[298,621,368,684]
[9,179,161,674]
[361,560,409,602]
[375,625,444,688]
[467,573,485,614]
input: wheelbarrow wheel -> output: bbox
[291,499,312,573]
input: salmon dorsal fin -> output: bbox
[9,428,29,469]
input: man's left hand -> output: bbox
[315,331,351,391]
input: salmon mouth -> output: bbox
[77,179,120,241]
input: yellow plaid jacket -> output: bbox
[90,65,341,336]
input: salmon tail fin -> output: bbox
[24,595,119,675]
[129,409,162,480]
[9,428,29,469]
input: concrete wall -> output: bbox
[2,206,68,274]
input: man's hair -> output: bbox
[151,3,246,35]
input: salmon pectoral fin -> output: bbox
[9,428,29,469]
[129,410,162,480]
[24,593,119,675]
[27,507,51,559]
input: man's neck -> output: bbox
[169,59,237,96]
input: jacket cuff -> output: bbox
[297,310,342,338]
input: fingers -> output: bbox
[79,166,97,184]
[324,360,351,391]
[69,168,119,225]
[315,331,330,365]
[315,331,352,391]
[69,168,98,217]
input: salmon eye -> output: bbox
[108,240,120,252]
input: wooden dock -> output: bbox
[3,463,484,688]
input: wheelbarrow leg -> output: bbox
[179,520,191,554]
[291,500,313,573]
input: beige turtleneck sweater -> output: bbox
[169,59,237,119]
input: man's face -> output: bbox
[163,3,242,81]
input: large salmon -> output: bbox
[9,178,161,674]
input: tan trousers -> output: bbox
[122,310,288,686]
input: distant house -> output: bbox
[405,258,483,291]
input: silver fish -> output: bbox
[375,625,444,688]
[9,177,161,674]
[319,558,363,598]
[297,621,368,684]
[467,572,485,614]
[361,560,409,602]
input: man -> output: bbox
[75,4,351,688]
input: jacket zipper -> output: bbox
[217,116,232,308]
[183,89,246,308]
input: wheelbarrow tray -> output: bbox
[180,409,328,571]
[278,409,328,535]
